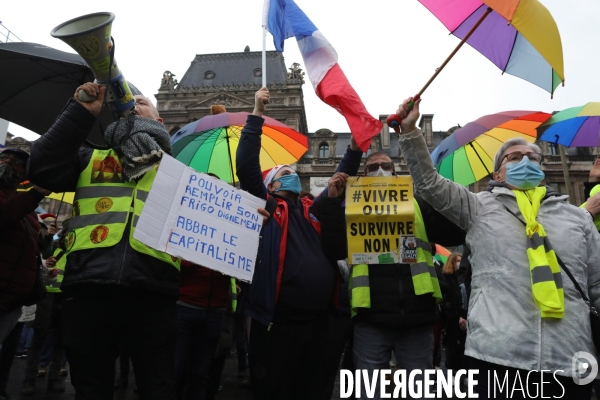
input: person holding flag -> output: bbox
[236,87,355,399]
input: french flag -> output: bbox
[263,0,382,152]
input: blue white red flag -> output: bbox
[263,0,382,152]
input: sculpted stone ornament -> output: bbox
[287,63,305,83]
[160,70,178,90]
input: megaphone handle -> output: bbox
[78,90,97,102]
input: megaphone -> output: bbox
[51,12,134,117]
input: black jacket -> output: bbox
[584,181,598,201]
[457,246,472,320]
[28,100,179,298]
[319,193,466,330]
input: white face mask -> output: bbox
[367,167,393,177]
[455,262,460,268]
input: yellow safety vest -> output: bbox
[230,278,238,313]
[46,247,66,293]
[66,149,180,270]
[349,199,442,317]
[580,184,600,231]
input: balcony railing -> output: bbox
[544,155,596,163]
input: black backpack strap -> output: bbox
[260,195,278,230]
[265,195,278,218]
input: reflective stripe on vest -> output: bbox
[67,149,180,270]
[349,199,442,316]
[412,201,442,301]
[349,264,371,317]
[47,248,66,293]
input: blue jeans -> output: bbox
[17,325,34,354]
[173,304,225,400]
[353,323,433,400]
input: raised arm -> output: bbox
[395,97,482,231]
[28,84,106,193]
[585,214,600,311]
[312,137,363,214]
[318,173,350,262]
[235,88,270,200]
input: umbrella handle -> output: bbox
[386,94,420,134]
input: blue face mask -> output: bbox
[273,173,302,194]
[505,157,545,190]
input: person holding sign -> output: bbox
[318,148,466,399]
[28,83,180,399]
[395,96,600,398]
[236,87,354,400]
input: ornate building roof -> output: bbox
[177,50,289,89]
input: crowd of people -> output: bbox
[0,83,598,400]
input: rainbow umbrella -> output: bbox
[418,0,565,96]
[386,0,564,132]
[171,112,309,183]
[430,111,551,186]
[434,244,452,264]
[537,103,600,148]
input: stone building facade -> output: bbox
[156,50,596,205]
[155,48,308,136]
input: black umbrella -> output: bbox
[0,42,140,146]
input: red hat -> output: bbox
[39,213,57,220]
[262,165,291,188]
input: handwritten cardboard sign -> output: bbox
[133,155,266,282]
[345,175,415,264]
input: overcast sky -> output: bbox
[3,0,600,142]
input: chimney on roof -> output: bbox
[244,45,250,52]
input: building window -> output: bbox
[548,143,558,155]
[204,71,215,79]
[253,68,262,77]
[319,143,329,158]
[366,145,372,157]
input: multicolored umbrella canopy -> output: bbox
[171,112,309,183]
[18,181,74,204]
[430,111,551,186]
[419,0,565,96]
[537,103,600,147]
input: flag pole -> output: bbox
[262,26,267,88]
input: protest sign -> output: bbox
[345,175,415,264]
[133,155,266,282]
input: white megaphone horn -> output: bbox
[51,12,135,117]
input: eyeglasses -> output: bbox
[0,153,26,166]
[364,162,394,173]
[500,151,543,166]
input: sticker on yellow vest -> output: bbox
[90,226,109,244]
[66,231,76,251]
[400,236,417,263]
[345,176,415,264]
[95,197,113,213]
[73,200,80,217]
[91,154,124,183]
